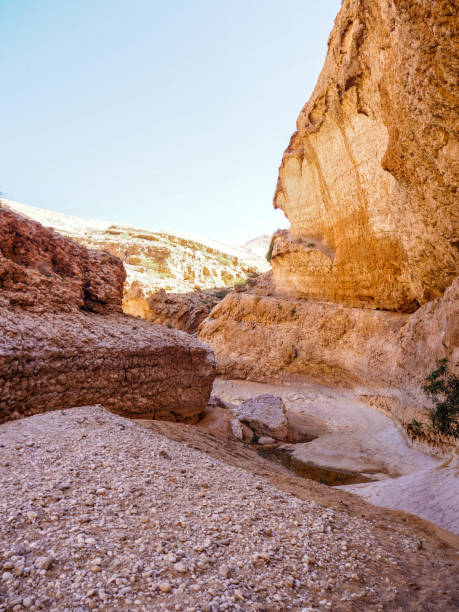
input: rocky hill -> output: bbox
[3,200,268,294]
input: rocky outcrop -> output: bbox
[0,205,125,314]
[200,278,458,387]
[272,0,458,312]
[0,206,215,424]
[123,282,225,334]
[199,277,458,447]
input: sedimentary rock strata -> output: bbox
[272,0,458,312]
[199,0,459,450]
[0,206,215,424]
[123,282,224,334]
[199,277,458,444]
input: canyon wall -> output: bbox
[199,0,458,443]
[199,276,458,394]
[0,206,215,424]
[271,0,458,312]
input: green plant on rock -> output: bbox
[215,288,231,299]
[266,239,275,262]
[422,359,458,438]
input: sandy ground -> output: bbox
[213,379,458,535]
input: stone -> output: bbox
[0,206,216,424]
[218,565,230,579]
[230,419,255,443]
[159,581,172,593]
[257,436,275,445]
[231,395,288,441]
[34,557,51,570]
[22,597,33,608]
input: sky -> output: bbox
[0,0,341,244]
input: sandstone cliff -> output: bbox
[199,0,459,448]
[0,206,215,424]
[272,0,458,312]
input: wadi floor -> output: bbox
[0,401,457,611]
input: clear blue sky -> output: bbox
[0,0,341,244]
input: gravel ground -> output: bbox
[0,406,457,612]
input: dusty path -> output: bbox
[0,406,458,612]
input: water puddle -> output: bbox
[257,446,378,486]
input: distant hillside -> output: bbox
[3,200,269,295]
[243,234,271,258]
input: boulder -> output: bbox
[257,436,276,446]
[231,395,288,441]
[0,206,216,424]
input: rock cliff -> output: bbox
[199,0,459,447]
[0,206,215,424]
[272,0,458,312]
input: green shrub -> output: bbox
[215,288,231,299]
[266,239,275,262]
[423,359,458,438]
[407,418,424,439]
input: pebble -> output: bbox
[34,556,51,570]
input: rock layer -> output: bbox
[199,277,458,447]
[0,206,215,424]
[272,0,458,311]
[123,282,224,334]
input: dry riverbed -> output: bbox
[0,405,458,611]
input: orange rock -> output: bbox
[272,0,458,312]
[0,206,215,424]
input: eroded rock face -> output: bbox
[123,282,224,334]
[0,206,215,424]
[0,206,125,314]
[199,277,458,400]
[272,0,458,312]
